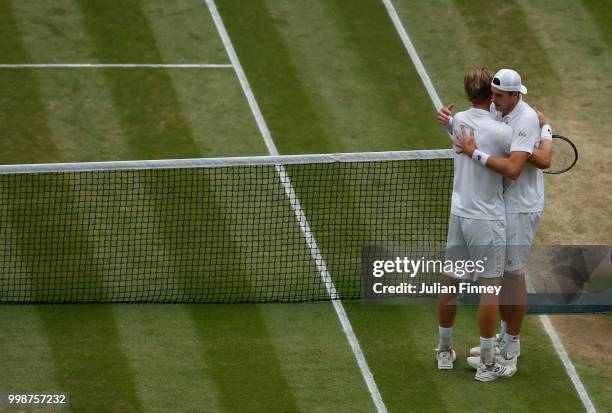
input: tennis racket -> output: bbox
[543,135,578,174]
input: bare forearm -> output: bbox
[469,150,529,180]
[484,156,523,180]
[527,140,552,169]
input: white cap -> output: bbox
[491,69,527,94]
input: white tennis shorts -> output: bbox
[444,214,506,279]
[505,212,542,274]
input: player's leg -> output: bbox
[438,274,460,330]
[499,271,527,359]
[437,274,459,369]
[469,212,540,359]
[470,293,506,356]
[478,275,502,364]
[436,214,464,369]
[474,276,515,381]
[500,212,541,360]
[460,218,514,381]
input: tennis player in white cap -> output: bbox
[437,68,553,375]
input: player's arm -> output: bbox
[527,139,552,169]
[455,126,528,180]
[436,103,455,133]
[480,151,529,180]
[527,107,553,169]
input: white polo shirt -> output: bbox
[490,99,544,213]
[450,108,513,220]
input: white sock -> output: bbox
[502,333,520,357]
[480,336,496,366]
[499,320,507,338]
[438,326,453,350]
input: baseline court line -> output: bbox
[383,1,597,411]
[204,1,388,412]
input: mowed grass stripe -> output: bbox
[188,305,301,412]
[0,69,267,162]
[113,305,222,412]
[377,0,484,108]
[164,69,271,157]
[76,0,199,159]
[342,305,451,412]
[37,305,144,412]
[0,307,60,413]
[7,0,101,64]
[217,0,449,154]
[9,0,228,64]
[580,0,612,48]
[214,0,334,154]
[0,1,60,164]
[263,0,442,152]
[390,0,563,113]
[140,0,230,64]
[74,0,185,64]
[450,0,563,107]
[259,303,378,412]
[9,0,131,162]
[24,70,131,162]
[320,0,449,149]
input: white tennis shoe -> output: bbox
[436,348,456,370]
[474,362,516,382]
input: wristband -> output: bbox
[472,149,490,166]
[541,123,552,141]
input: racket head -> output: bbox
[544,135,578,174]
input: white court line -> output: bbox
[380,0,443,111]
[204,1,388,412]
[538,315,597,413]
[0,63,232,68]
[525,279,597,413]
[382,1,597,411]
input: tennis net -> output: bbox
[0,149,453,304]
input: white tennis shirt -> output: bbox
[490,99,544,213]
[450,108,513,220]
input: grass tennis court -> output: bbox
[0,0,610,412]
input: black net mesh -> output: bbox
[0,154,453,303]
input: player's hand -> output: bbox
[533,106,548,127]
[455,125,476,156]
[436,103,454,125]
